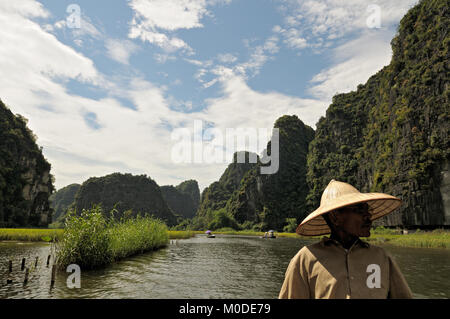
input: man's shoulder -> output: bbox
[293,240,326,259]
[364,241,391,257]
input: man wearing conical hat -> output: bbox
[279,180,412,299]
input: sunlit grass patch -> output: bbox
[0,228,63,242]
[367,228,450,249]
[168,230,199,239]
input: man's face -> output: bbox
[333,203,372,237]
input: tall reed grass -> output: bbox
[55,207,169,269]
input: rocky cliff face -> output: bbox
[227,115,315,230]
[196,151,258,218]
[0,99,54,227]
[160,180,200,219]
[74,173,177,226]
[175,179,200,211]
[49,183,81,224]
[306,0,449,227]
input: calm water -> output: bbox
[0,235,449,299]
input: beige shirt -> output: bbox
[279,237,413,299]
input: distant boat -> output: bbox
[205,230,215,238]
[261,230,276,239]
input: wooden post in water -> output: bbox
[46,255,51,267]
[24,268,29,284]
[35,256,39,268]
[50,264,56,287]
[8,260,12,273]
[21,258,26,271]
[6,279,12,284]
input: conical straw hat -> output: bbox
[296,179,402,236]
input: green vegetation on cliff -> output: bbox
[74,173,177,226]
[227,115,315,231]
[49,183,80,227]
[160,180,199,219]
[176,179,200,210]
[189,151,258,230]
[306,0,449,227]
[0,99,54,227]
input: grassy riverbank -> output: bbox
[0,228,199,242]
[206,228,450,249]
[366,228,450,249]
[0,228,63,242]
[1,226,449,249]
[167,230,200,239]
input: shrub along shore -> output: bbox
[1,226,449,250]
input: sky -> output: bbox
[0,0,418,192]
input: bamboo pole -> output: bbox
[8,260,12,273]
[46,255,51,267]
[24,268,29,284]
[50,264,56,287]
[21,258,26,271]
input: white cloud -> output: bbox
[128,0,210,53]
[274,27,307,50]
[154,53,177,63]
[308,31,393,101]
[53,14,102,41]
[205,71,326,130]
[129,0,208,31]
[129,26,193,53]
[276,0,418,52]
[217,53,237,64]
[71,15,102,39]
[128,0,234,54]
[105,39,140,65]
[0,1,49,18]
[193,35,280,87]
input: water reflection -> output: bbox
[1,236,449,299]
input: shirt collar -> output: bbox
[320,236,370,250]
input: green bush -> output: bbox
[283,218,298,233]
[207,209,240,230]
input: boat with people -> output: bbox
[261,230,276,239]
[205,230,215,238]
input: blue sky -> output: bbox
[0,0,418,191]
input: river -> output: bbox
[0,235,449,299]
